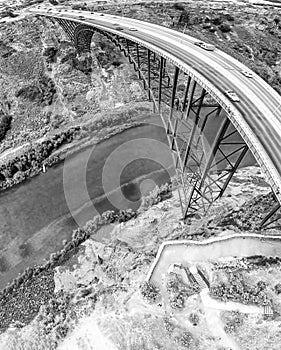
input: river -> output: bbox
[0,115,255,289]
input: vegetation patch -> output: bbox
[0,127,80,191]
[166,273,200,310]
[210,271,270,306]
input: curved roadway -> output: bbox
[26,6,281,203]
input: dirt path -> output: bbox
[200,288,262,315]
[204,307,240,350]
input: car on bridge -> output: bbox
[224,90,240,102]
[128,28,138,31]
[194,41,215,51]
[240,69,254,78]
[113,24,124,30]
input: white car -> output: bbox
[194,41,215,51]
[128,28,138,31]
[240,69,254,78]
[225,90,240,102]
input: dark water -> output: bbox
[0,115,255,288]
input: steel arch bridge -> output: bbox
[29,8,281,227]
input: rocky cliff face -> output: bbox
[0,12,146,155]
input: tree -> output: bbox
[174,3,185,11]
[274,283,281,295]
[219,23,231,33]
[212,16,223,25]
[189,313,200,326]
[179,10,189,25]
[140,281,160,303]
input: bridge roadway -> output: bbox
[27,7,281,203]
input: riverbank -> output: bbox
[0,164,279,343]
[0,118,174,291]
[0,167,281,350]
[0,104,154,192]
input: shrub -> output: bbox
[0,113,12,141]
[225,13,235,21]
[140,183,172,209]
[163,317,175,333]
[219,23,231,32]
[223,311,244,333]
[212,16,223,25]
[274,283,281,295]
[174,331,195,347]
[210,273,270,306]
[189,312,200,326]
[101,210,116,224]
[140,281,160,303]
[169,293,185,309]
[174,3,185,11]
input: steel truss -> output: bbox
[50,18,278,227]
[260,200,281,229]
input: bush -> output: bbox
[174,331,195,347]
[274,283,281,295]
[174,3,185,11]
[169,293,185,309]
[219,23,231,33]
[210,273,270,306]
[140,183,172,209]
[225,13,235,21]
[15,75,56,106]
[140,281,160,303]
[223,311,244,334]
[0,113,12,141]
[189,312,199,326]
[212,16,223,25]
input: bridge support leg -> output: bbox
[158,56,164,110]
[181,113,250,218]
[260,202,281,228]
[167,66,179,135]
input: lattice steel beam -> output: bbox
[182,115,250,218]
[260,202,281,228]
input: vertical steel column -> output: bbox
[147,49,151,100]
[136,44,141,79]
[167,66,179,134]
[183,80,197,121]
[158,56,164,111]
[182,76,191,113]
[182,88,206,169]
[126,39,130,56]
[193,89,206,118]
[182,110,201,169]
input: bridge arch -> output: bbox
[42,14,281,227]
